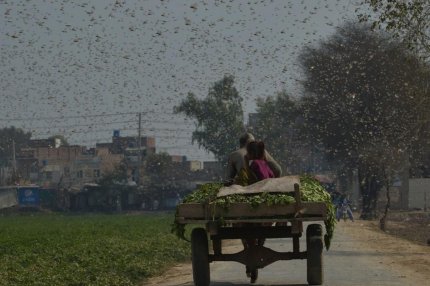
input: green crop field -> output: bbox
[0,212,190,286]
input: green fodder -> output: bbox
[300,175,337,250]
[0,213,190,286]
[173,176,336,250]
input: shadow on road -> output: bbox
[173,282,308,286]
[328,250,426,257]
[174,283,308,286]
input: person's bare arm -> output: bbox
[265,150,282,177]
[225,155,237,183]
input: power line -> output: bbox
[31,127,195,136]
[67,135,197,145]
[0,110,186,121]
[46,137,213,159]
[24,120,137,130]
[0,112,134,121]
[32,128,195,139]
[24,120,195,130]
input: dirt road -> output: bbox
[144,220,430,285]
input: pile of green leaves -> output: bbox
[0,213,190,286]
[173,176,336,250]
[300,175,336,250]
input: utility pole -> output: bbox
[137,112,142,185]
[12,139,17,183]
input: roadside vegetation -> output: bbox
[0,212,190,286]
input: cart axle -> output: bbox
[210,225,302,240]
[209,245,307,269]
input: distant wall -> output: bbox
[408,178,430,210]
[0,188,18,209]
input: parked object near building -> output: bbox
[0,185,40,209]
[162,192,183,209]
[152,199,159,210]
[68,183,144,212]
[17,186,40,207]
[184,160,202,171]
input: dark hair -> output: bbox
[247,141,265,160]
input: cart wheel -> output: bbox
[191,228,210,286]
[306,224,323,285]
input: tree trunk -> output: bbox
[379,166,392,231]
[359,170,373,219]
[379,182,391,231]
[359,170,380,220]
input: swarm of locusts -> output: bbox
[172,175,336,250]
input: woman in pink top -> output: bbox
[246,140,275,181]
[243,140,275,281]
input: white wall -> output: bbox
[0,188,18,209]
[408,178,430,210]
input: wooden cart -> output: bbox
[175,182,328,286]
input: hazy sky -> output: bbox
[1,0,361,161]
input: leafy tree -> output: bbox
[174,75,245,164]
[252,91,307,174]
[95,161,129,210]
[0,126,32,167]
[358,0,430,58]
[142,152,186,205]
[145,152,174,177]
[97,160,128,188]
[299,22,429,217]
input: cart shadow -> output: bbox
[210,283,308,286]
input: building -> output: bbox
[28,138,61,148]
[99,131,156,155]
[96,132,157,184]
[170,155,186,163]
[16,131,157,189]
[168,155,202,172]
[203,161,224,178]
[11,132,226,211]
[16,144,123,190]
[17,145,86,188]
[184,160,202,171]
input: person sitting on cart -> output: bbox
[245,139,276,240]
[237,138,279,281]
[246,140,275,181]
[225,133,281,186]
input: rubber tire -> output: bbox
[306,224,323,285]
[191,228,210,286]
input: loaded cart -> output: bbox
[175,176,329,286]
